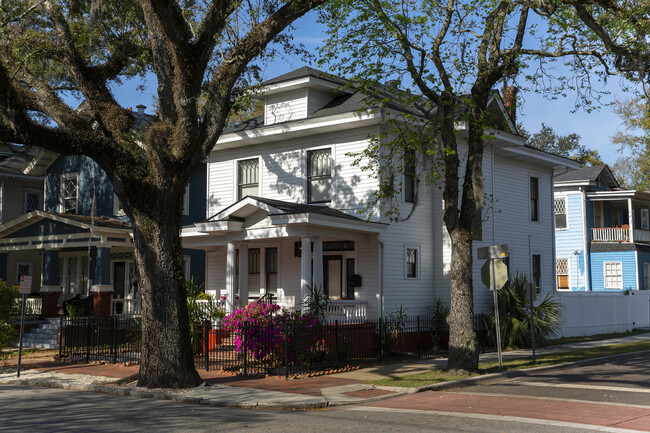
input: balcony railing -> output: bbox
[111,298,141,316]
[323,300,367,324]
[591,227,630,242]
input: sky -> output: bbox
[111,10,634,167]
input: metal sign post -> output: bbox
[478,245,508,372]
[17,275,32,378]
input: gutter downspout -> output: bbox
[0,180,4,224]
[581,187,591,291]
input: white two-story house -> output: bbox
[182,67,579,320]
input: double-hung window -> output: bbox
[61,173,78,214]
[307,149,332,203]
[604,262,623,289]
[238,158,259,199]
[404,149,415,203]
[556,258,569,290]
[554,197,567,229]
[405,246,419,279]
[530,177,539,221]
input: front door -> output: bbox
[113,262,126,314]
[323,255,343,300]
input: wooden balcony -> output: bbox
[591,227,630,242]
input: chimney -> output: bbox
[136,104,146,114]
[501,86,518,123]
[127,107,132,111]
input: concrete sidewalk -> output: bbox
[2,332,649,409]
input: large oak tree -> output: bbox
[0,0,325,388]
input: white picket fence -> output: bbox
[554,291,650,338]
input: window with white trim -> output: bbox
[16,262,33,285]
[405,246,419,279]
[554,197,567,229]
[641,209,649,230]
[238,158,259,200]
[24,189,42,213]
[183,184,190,216]
[307,148,332,203]
[60,173,78,214]
[530,177,539,222]
[556,258,570,290]
[604,261,623,289]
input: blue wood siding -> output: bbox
[46,156,207,224]
[555,193,587,290]
[184,248,205,288]
[590,250,637,291]
[7,219,87,238]
[45,155,115,217]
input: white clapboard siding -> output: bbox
[265,89,308,125]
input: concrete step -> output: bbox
[20,341,58,349]
[39,323,59,330]
[29,328,58,335]
[21,335,57,343]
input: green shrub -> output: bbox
[0,280,19,349]
[486,273,562,349]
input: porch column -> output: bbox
[238,243,249,306]
[0,252,6,281]
[300,236,312,308]
[313,237,324,291]
[40,249,61,318]
[91,247,113,317]
[225,242,236,313]
[628,198,635,243]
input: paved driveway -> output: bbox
[357,352,650,432]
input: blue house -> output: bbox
[554,165,650,291]
[0,110,206,317]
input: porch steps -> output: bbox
[19,318,59,349]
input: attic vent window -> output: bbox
[307,148,332,203]
[238,158,259,199]
[61,173,78,214]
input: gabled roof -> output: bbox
[0,210,131,239]
[554,164,620,189]
[262,66,347,87]
[207,196,368,223]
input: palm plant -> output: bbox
[486,273,563,349]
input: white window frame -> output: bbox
[237,157,260,200]
[404,245,420,279]
[183,184,190,216]
[113,193,125,216]
[603,261,623,290]
[641,209,649,230]
[529,176,540,222]
[60,173,79,214]
[24,188,42,213]
[307,147,333,204]
[556,257,570,291]
[554,195,568,230]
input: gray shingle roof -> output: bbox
[555,165,608,183]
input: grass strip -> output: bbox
[368,339,650,388]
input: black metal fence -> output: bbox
[58,316,141,364]
[59,314,488,375]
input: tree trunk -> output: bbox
[446,228,479,371]
[132,202,202,389]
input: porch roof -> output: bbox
[586,190,650,204]
[0,210,133,251]
[183,197,386,244]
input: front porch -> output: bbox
[182,196,387,321]
[588,191,650,244]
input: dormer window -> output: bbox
[238,158,259,200]
[307,148,331,203]
[61,173,78,214]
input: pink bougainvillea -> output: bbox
[222,302,324,366]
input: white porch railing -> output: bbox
[591,227,630,242]
[324,300,367,324]
[14,297,42,316]
[111,299,141,316]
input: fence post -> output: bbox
[204,321,210,371]
[59,316,63,359]
[112,316,117,364]
[417,316,421,360]
[378,317,383,362]
[335,320,339,369]
[243,322,248,375]
[86,317,91,363]
[284,322,289,379]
